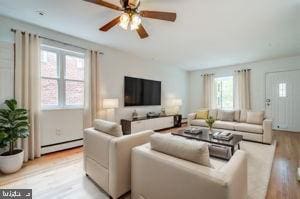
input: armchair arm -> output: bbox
[187,113,197,126]
[108,130,154,199]
[219,150,247,199]
[263,119,273,144]
[83,128,115,172]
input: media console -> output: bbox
[121,115,182,135]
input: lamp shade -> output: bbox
[173,99,182,106]
[103,99,119,109]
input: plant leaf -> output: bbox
[5,99,17,111]
[0,131,8,140]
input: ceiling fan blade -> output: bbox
[140,11,176,22]
[136,24,149,39]
[84,0,123,11]
[99,16,121,31]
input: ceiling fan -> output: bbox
[84,0,177,39]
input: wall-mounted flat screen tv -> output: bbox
[124,76,161,106]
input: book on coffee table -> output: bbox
[184,127,202,135]
[212,131,233,141]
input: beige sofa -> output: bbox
[84,119,153,199]
[188,109,272,144]
[132,143,247,199]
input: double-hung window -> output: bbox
[41,45,85,109]
[214,76,233,110]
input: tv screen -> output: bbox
[124,76,161,106]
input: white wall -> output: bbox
[0,16,189,146]
[189,56,300,113]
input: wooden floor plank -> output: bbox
[1,130,299,198]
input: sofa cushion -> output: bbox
[234,110,240,122]
[217,110,223,120]
[246,111,265,125]
[190,119,208,127]
[195,110,208,119]
[235,123,263,134]
[150,133,212,167]
[213,121,236,130]
[217,110,235,122]
[208,109,218,120]
[240,110,248,122]
[94,119,123,137]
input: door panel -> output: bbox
[266,70,300,132]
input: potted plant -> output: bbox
[0,99,29,174]
[205,116,215,134]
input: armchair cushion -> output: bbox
[150,133,212,167]
[94,119,123,137]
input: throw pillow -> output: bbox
[234,110,241,122]
[217,110,223,120]
[196,110,209,119]
[208,109,218,120]
[150,133,212,167]
[94,119,123,137]
[246,111,265,125]
[240,110,248,122]
[221,110,235,122]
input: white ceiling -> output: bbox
[0,0,299,70]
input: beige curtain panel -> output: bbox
[83,50,101,128]
[203,74,215,109]
[234,69,251,110]
[15,30,41,162]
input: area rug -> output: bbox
[240,140,276,199]
[1,141,276,199]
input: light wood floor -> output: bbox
[1,131,299,199]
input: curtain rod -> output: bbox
[235,69,251,72]
[11,28,104,55]
[201,73,214,76]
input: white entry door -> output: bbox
[266,70,300,132]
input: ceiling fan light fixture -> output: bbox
[130,14,141,30]
[119,13,130,30]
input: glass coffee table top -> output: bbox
[172,127,243,148]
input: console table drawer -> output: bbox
[131,121,146,133]
[121,115,180,134]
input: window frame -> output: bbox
[278,82,287,98]
[214,76,234,110]
[41,45,85,110]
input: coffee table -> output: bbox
[172,128,243,155]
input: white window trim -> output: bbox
[41,45,85,110]
[214,76,234,110]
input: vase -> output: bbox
[208,127,213,135]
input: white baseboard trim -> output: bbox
[41,139,83,154]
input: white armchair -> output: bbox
[84,119,153,199]
[132,144,247,199]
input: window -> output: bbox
[41,45,85,109]
[214,76,233,110]
[279,83,286,97]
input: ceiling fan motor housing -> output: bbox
[120,0,140,9]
